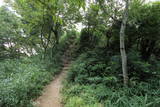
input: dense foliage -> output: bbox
[62,1,160,107]
[0,6,22,59]
[63,48,160,107]
[0,32,73,106]
[0,0,160,107]
[0,57,52,107]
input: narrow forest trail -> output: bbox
[34,44,74,107]
[34,65,69,107]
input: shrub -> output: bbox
[65,97,101,107]
[0,58,52,107]
[64,48,160,107]
[67,49,121,86]
[0,31,77,107]
[79,28,99,51]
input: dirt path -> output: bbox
[34,61,70,107]
[34,42,74,107]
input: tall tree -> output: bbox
[120,0,129,86]
[0,6,22,58]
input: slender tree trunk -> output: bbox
[120,0,129,86]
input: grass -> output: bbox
[0,57,53,107]
[0,32,77,107]
[62,48,160,107]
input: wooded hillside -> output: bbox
[0,0,160,107]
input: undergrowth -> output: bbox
[62,48,160,107]
[0,57,52,107]
[0,33,75,107]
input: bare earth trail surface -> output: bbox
[34,65,69,107]
[34,44,74,107]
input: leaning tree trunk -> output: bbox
[120,0,129,86]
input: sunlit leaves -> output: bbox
[68,0,85,9]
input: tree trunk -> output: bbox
[120,0,129,86]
